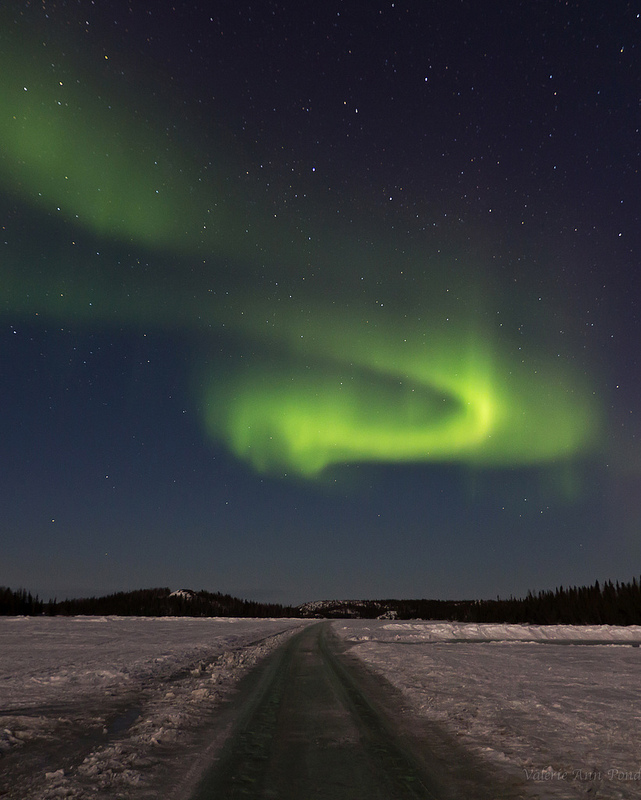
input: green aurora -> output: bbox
[0,26,601,480]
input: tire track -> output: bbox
[190,623,528,799]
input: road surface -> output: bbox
[187,623,529,800]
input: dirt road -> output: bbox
[188,623,529,800]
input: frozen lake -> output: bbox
[334,620,641,799]
[1,616,640,798]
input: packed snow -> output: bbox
[0,616,307,799]
[334,620,641,799]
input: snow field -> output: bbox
[334,620,641,799]
[3,616,641,799]
[0,616,306,799]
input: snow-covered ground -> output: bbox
[3,617,640,799]
[334,620,641,799]
[0,616,307,799]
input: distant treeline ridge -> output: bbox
[1,578,640,624]
[362,577,641,625]
[0,587,295,618]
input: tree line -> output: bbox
[0,586,296,618]
[366,577,641,624]
[2,578,641,623]
[460,578,641,625]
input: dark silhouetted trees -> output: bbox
[2,578,641,623]
[0,586,296,618]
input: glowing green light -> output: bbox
[202,308,600,477]
[0,22,602,482]
[0,29,264,260]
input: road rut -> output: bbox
[189,623,529,800]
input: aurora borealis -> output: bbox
[202,303,599,478]
[2,1,639,603]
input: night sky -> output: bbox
[2,1,640,605]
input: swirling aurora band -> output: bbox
[199,302,599,477]
[0,27,601,480]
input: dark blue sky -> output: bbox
[1,1,639,604]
